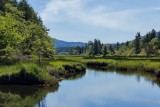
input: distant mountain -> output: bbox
[53,38,86,48]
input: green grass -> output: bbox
[0,62,58,86]
[0,64,21,76]
[1,55,160,85]
[55,55,160,77]
[21,63,58,85]
[0,58,86,85]
[84,59,160,76]
[48,60,86,76]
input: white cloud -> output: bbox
[40,0,82,22]
[40,0,160,32]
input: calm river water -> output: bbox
[0,69,160,107]
[41,69,160,107]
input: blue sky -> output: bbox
[27,0,160,43]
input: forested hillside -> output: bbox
[0,0,55,64]
[54,38,86,48]
[70,29,160,56]
[53,38,86,54]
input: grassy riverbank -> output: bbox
[0,59,86,86]
[1,55,160,86]
[44,60,86,80]
[0,62,58,86]
[55,56,160,78]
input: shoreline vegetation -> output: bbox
[0,59,86,86]
[2,55,160,86]
[56,56,160,79]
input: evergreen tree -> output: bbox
[116,42,120,50]
[126,41,129,46]
[158,31,160,40]
[109,45,114,55]
[135,32,141,54]
[103,45,107,57]
[150,29,156,39]
[17,0,38,22]
[0,0,6,12]
[97,39,102,54]
[93,39,98,55]
[84,44,87,53]
[13,0,18,6]
[143,33,149,45]
[88,41,94,55]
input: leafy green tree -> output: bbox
[0,0,55,64]
[144,38,160,56]
[0,13,23,63]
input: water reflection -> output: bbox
[0,71,86,107]
[44,68,160,107]
[88,68,160,87]
[0,85,58,107]
[1,68,160,107]
[62,71,86,81]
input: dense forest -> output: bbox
[70,29,160,56]
[0,0,55,64]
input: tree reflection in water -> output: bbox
[0,71,86,107]
[0,85,58,107]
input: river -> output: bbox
[1,69,160,107]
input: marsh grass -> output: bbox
[0,62,58,86]
[48,61,86,80]
[2,55,159,85]
[55,56,160,77]
[84,59,160,76]
[0,64,21,76]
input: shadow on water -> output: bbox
[62,71,86,81]
[0,85,58,107]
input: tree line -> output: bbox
[0,0,55,64]
[70,29,160,56]
[70,39,114,56]
[134,29,160,56]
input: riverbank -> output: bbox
[1,55,160,86]
[0,59,86,86]
[47,60,86,80]
[84,59,160,78]
[55,56,160,78]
